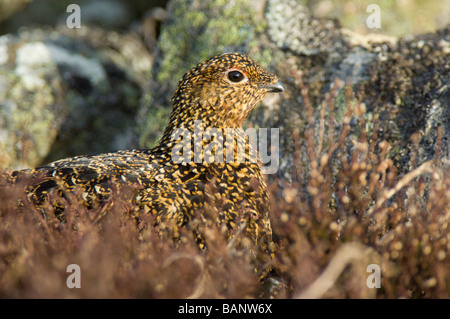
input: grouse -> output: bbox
[11,53,285,256]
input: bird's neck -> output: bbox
[159,100,244,142]
[155,101,257,165]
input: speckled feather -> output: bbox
[14,53,284,255]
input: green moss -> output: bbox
[139,91,172,148]
[156,0,267,84]
[0,73,60,168]
[140,0,271,148]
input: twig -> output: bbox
[163,253,205,299]
[295,243,375,299]
[367,160,435,215]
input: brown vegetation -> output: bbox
[1,81,448,298]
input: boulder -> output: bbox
[0,28,144,169]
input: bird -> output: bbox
[11,53,285,258]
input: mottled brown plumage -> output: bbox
[13,53,284,256]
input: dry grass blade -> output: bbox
[295,243,379,299]
[367,160,435,216]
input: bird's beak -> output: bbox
[262,80,285,93]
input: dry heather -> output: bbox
[0,82,448,298]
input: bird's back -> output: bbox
[15,149,153,210]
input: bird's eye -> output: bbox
[227,70,245,83]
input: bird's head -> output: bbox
[170,53,285,129]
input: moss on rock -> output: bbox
[138,0,270,147]
[0,28,142,169]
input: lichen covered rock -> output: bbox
[144,0,449,178]
[0,29,142,169]
[138,0,273,147]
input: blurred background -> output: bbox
[0,0,448,36]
